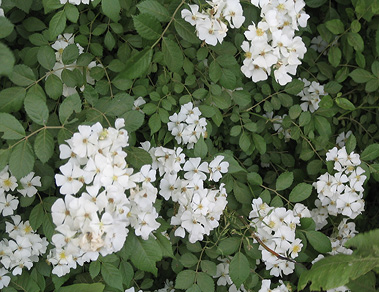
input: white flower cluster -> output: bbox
[258,279,290,292]
[59,0,93,4]
[298,78,326,113]
[213,257,247,292]
[142,142,229,243]
[0,215,48,281]
[168,102,207,149]
[49,119,161,276]
[181,0,245,46]
[241,0,309,85]
[249,198,311,277]
[51,33,99,97]
[312,146,366,228]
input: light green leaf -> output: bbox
[24,90,49,125]
[58,283,104,292]
[9,141,35,179]
[59,93,82,124]
[174,18,201,44]
[37,46,56,70]
[194,135,208,159]
[162,37,183,72]
[347,272,376,292]
[276,172,294,191]
[64,4,79,23]
[0,87,26,113]
[133,13,162,40]
[9,64,36,86]
[347,32,364,52]
[289,183,313,203]
[155,232,174,258]
[29,204,44,230]
[252,133,266,154]
[49,10,67,39]
[0,42,15,76]
[129,233,162,276]
[121,110,145,132]
[325,19,345,34]
[118,48,153,80]
[125,147,153,170]
[306,230,332,253]
[335,97,355,111]
[137,0,170,22]
[101,263,124,291]
[217,237,240,256]
[148,113,161,134]
[45,74,63,100]
[34,129,54,164]
[62,44,79,65]
[89,261,101,279]
[196,272,214,292]
[284,78,304,95]
[298,253,378,291]
[175,270,196,290]
[361,144,379,161]
[0,113,26,139]
[101,0,121,22]
[0,17,14,39]
[229,252,250,288]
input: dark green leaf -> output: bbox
[252,133,266,154]
[349,69,375,83]
[361,144,379,161]
[137,0,170,22]
[118,48,153,80]
[174,19,201,44]
[284,78,304,94]
[0,17,14,39]
[62,44,79,65]
[289,183,313,203]
[34,129,54,164]
[335,97,355,111]
[328,46,341,67]
[217,237,240,256]
[133,14,162,40]
[125,147,153,170]
[162,37,183,72]
[89,261,101,279]
[229,252,250,288]
[64,4,79,23]
[0,112,26,139]
[24,90,49,125]
[59,93,82,124]
[0,87,26,113]
[9,141,35,179]
[101,0,121,22]
[29,204,44,230]
[347,32,364,52]
[101,263,124,291]
[0,42,15,76]
[276,172,294,191]
[325,19,345,34]
[306,230,332,253]
[37,46,56,70]
[49,10,67,39]
[247,172,262,185]
[196,272,214,292]
[175,270,196,290]
[194,135,208,158]
[58,283,104,292]
[45,74,63,100]
[180,252,198,268]
[9,64,36,86]
[148,113,161,134]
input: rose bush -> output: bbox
[0,0,378,291]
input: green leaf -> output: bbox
[89,261,101,279]
[121,110,145,132]
[34,129,54,164]
[180,252,198,268]
[162,37,183,72]
[104,31,116,50]
[314,115,331,137]
[133,14,162,40]
[284,78,304,95]
[0,17,14,39]
[252,133,266,154]
[175,270,196,290]
[247,172,263,185]
[37,46,56,70]
[9,64,36,86]
[101,0,121,22]
[118,48,153,80]
[239,132,251,153]
[200,260,217,277]
[29,204,44,230]
[324,81,342,94]
[0,113,26,139]
[305,0,327,8]
[289,183,313,203]
[129,233,162,276]
[306,230,332,253]
[328,46,341,67]
[0,42,15,76]
[23,17,46,32]
[45,74,63,100]
[298,253,379,291]
[217,237,240,256]
[233,180,252,204]
[9,141,35,179]
[350,68,375,83]
[42,213,55,241]
[101,263,124,291]
[361,144,379,161]
[58,283,104,292]
[137,0,170,22]
[276,172,294,191]
[347,272,376,292]
[219,68,236,89]
[0,149,10,172]
[155,232,174,258]
[194,135,208,159]
[196,272,215,292]
[229,252,250,288]
[24,90,49,126]
[62,44,79,65]
[233,90,251,108]
[0,87,26,113]
[59,93,82,124]
[49,10,67,39]
[335,97,355,111]
[325,19,345,34]
[64,4,79,23]
[13,0,33,13]
[125,147,153,170]
[347,32,364,52]
[209,61,222,83]
[148,113,161,134]
[174,18,201,44]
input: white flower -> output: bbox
[183,158,209,180]
[17,172,41,197]
[0,268,10,289]
[0,193,19,216]
[209,155,229,182]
